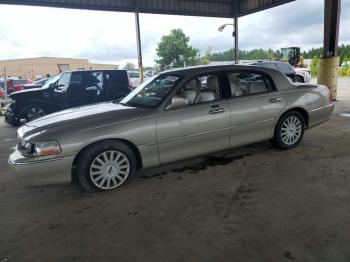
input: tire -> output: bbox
[296,75,304,83]
[21,104,47,122]
[77,140,136,192]
[272,110,305,150]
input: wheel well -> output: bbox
[19,101,49,116]
[71,138,143,182]
[284,107,309,128]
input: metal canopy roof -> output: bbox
[0,0,295,18]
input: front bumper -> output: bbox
[4,103,17,125]
[8,149,74,186]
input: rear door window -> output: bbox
[227,71,275,97]
[276,63,294,74]
[104,71,130,100]
[259,63,278,70]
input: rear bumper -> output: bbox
[8,149,74,186]
[308,103,334,128]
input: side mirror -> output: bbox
[166,95,188,110]
[49,83,55,89]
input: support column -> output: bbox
[135,11,144,83]
[234,0,239,64]
[317,0,341,100]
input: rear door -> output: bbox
[226,70,287,148]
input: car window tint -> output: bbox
[57,73,71,90]
[227,72,274,97]
[11,79,26,85]
[84,71,103,103]
[128,72,139,78]
[259,63,278,70]
[276,63,293,73]
[70,74,82,86]
[174,74,221,106]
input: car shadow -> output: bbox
[137,141,274,179]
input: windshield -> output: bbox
[41,74,61,88]
[120,74,181,108]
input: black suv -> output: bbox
[251,61,296,82]
[5,70,131,126]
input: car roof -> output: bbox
[65,69,126,74]
[158,64,294,92]
[159,64,279,75]
[252,61,289,65]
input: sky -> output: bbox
[0,0,349,67]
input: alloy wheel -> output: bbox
[280,116,302,145]
[27,107,45,121]
[89,150,130,190]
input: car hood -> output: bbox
[21,102,151,137]
[10,87,46,97]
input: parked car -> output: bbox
[8,65,334,192]
[6,78,34,94]
[127,71,141,88]
[251,61,297,82]
[5,70,131,126]
[0,87,4,99]
[22,78,50,90]
[295,68,311,83]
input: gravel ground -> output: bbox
[0,78,350,262]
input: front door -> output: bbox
[51,72,71,111]
[157,73,231,165]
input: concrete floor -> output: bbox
[1,78,350,262]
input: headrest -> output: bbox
[184,79,201,92]
[207,75,219,91]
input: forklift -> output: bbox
[281,47,306,68]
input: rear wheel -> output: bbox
[77,141,136,192]
[272,111,305,149]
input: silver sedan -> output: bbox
[8,65,334,192]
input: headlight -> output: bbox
[19,140,61,157]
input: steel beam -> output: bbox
[135,11,144,83]
[323,0,341,57]
[234,0,239,64]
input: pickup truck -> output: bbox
[5,70,131,126]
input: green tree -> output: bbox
[123,63,136,71]
[198,47,212,65]
[339,56,349,76]
[310,56,319,77]
[156,29,199,70]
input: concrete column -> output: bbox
[318,57,340,99]
[317,0,341,101]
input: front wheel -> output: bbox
[77,141,136,192]
[22,104,46,122]
[296,75,304,83]
[272,111,305,149]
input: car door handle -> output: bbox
[269,98,282,103]
[209,108,225,114]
